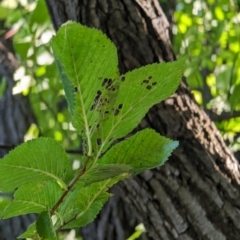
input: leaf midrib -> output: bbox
[65,25,92,157]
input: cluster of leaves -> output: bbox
[0,21,183,238]
[2,0,238,238]
[173,0,240,152]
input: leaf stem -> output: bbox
[33,233,39,240]
[50,156,91,215]
[56,214,78,232]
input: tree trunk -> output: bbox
[0,24,36,239]
[45,0,240,239]
[0,0,238,239]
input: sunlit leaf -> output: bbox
[0,138,69,192]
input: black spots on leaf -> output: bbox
[102,78,118,93]
[74,87,78,92]
[113,104,123,117]
[141,79,149,85]
[96,124,100,129]
[102,78,108,87]
[110,86,116,92]
[90,90,102,111]
[97,138,102,145]
[102,78,113,89]
[107,78,113,85]
[118,104,123,109]
[121,76,125,82]
[114,109,120,116]
[98,97,111,115]
[141,76,157,90]
[100,97,110,105]
[106,79,113,90]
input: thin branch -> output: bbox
[33,233,39,240]
[0,144,15,150]
[56,214,78,232]
[206,109,240,122]
[50,155,91,215]
[31,155,89,240]
[65,148,83,154]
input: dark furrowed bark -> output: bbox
[44,0,240,239]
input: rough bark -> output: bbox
[45,0,240,239]
[0,24,36,239]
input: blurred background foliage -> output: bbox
[172,0,240,155]
[0,0,239,238]
[0,0,79,150]
[0,0,240,156]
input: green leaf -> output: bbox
[51,21,118,156]
[99,129,178,175]
[75,129,177,187]
[77,164,132,187]
[55,58,75,117]
[2,181,63,219]
[0,137,69,192]
[92,61,183,159]
[36,211,57,240]
[56,177,122,229]
[18,222,38,239]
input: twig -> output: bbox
[56,214,78,232]
[206,109,240,122]
[33,232,39,240]
[50,155,91,215]
[0,144,15,150]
